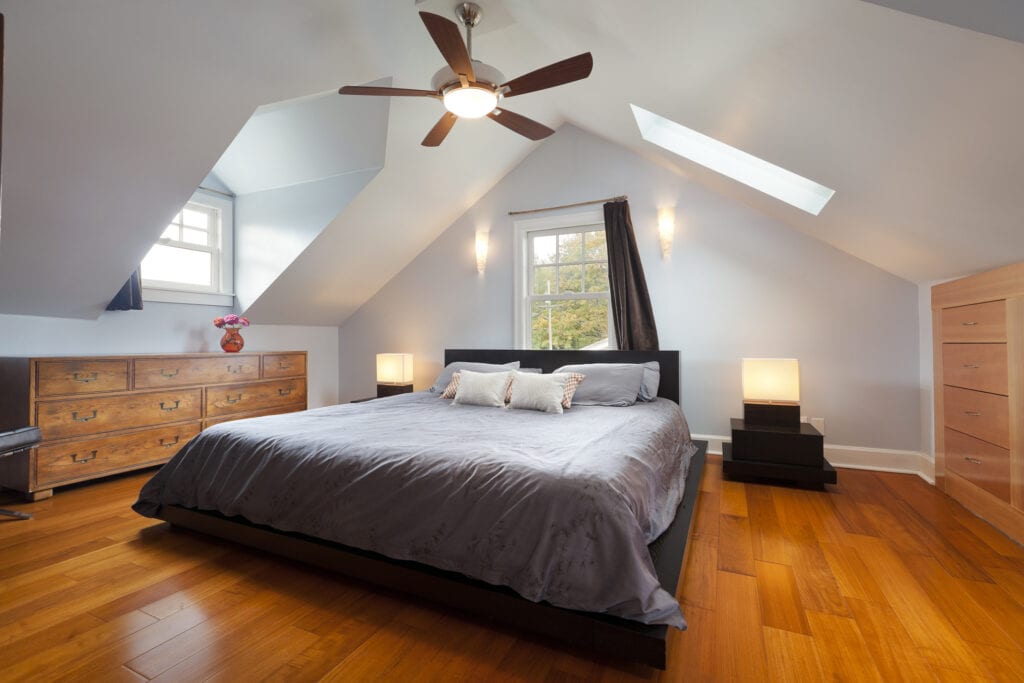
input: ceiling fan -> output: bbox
[338,2,593,147]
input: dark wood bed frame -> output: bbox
[154,349,707,669]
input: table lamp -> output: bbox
[742,358,800,428]
[376,353,414,398]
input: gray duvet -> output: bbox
[134,392,697,627]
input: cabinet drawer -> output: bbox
[134,356,260,389]
[941,300,1006,342]
[941,344,1008,395]
[204,403,305,429]
[36,389,202,440]
[36,360,128,397]
[944,428,1011,502]
[206,379,307,418]
[262,353,306,379]
[36,422,200,487]
[943,386,1009,449]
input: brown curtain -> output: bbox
[604,199,659,351]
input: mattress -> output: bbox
[134,391,698,627]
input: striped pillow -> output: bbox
[558,372,585,408]
[440,371,462,399]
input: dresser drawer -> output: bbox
[204,403,305,429]
[36,389,202,440]
[941,300,1006,342]
[944,428,1011,502]
[134,355,260,389]
[941,344,1008,395]
[206,378,307,418]
[943,386,1009,449]
[262,353,306,379]
[35,422,200,487]
[36,359,129,397]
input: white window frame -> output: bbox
[142,188,234,307]
[513,209,616,350]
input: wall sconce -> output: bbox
[376,353,414,398]
[475,230,489,275]
[657,207,675,259]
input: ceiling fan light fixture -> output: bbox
[442,85,498,119]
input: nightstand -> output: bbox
[723,418,836,486]
[350,397,378,404]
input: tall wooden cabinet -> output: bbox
[0,351,307,500]
[933,263,1024,543]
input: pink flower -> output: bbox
[223,314,240,325]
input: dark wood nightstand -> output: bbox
[350,397,378,403]
[723,418,836,486]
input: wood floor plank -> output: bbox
[846,597,936,683]
[762,626,827,682]
[806,611,884,682]
[679,536,717,610]
[712,570,769,681]
[717,513,756,576]
[754,560,810,635]
[955,577,1024,650]
[720,479,748,517]
[788,539,851,617]
[745,483,793,565]
[820,541,888,604]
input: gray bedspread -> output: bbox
[134,392,697,627]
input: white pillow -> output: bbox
[508,371,569,414]
[453,370,513,408]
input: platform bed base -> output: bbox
[156,440,706,669]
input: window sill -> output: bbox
[142,287,234,307]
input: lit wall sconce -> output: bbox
[475,230,489,275]
[376,353,414,398]
[657,207,675,259]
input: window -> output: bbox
[141,188,234,306]
[514,211,614,350]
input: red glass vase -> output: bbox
[220,327,244,353]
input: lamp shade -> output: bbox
[742,358,800,403]
[376,353,414,384]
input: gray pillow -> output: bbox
[638,361,661,401]
[553,362,646,406]
[429,361,520,393]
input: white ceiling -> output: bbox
[1,0,1022,322]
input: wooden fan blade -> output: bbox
[339,85,439,98]
[422,112,458,147]
[486,108,555,141]
[419,12,475,82]
[500,53,593,98]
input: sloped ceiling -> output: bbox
[1,1,1022,323]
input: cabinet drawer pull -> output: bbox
[71,409,98,422]
[71,450,98,463]
[278,362,291,370]
[963,456,983,465]
[278,388,292,396]
[961,321,978,326]
[227,365,243,374]
[159,436,180,448]
[225,393,243,404]
[161,368,180,378]
[159,400,180,412]
[72,372,99,383]
[963,411,981,417]
[962,364,980,369]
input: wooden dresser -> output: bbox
[0,351,307,499]
[933,263,1024,543]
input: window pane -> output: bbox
[533,265,556,295]
[172,213,181,224]
[182,227,208,246]
[559,264,583,293]
[584,263,609,292]
[162,224,178,240]
[532,234,556,265]
[558,232,583,263]
[141,244,212,287]
[584,230,607,261]
[530,298,609,350]
[182,208,209,230]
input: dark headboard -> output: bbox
[444,349,680,404]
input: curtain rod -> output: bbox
[507,195,627,216]
[197,185,235,198]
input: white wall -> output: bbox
[0,303,339,408]
[338,125,922,452]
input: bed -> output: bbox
[133,348,707,668]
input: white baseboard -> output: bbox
[692,433,935,485]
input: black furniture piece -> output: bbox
[0,426,42,519]
[723,418,836,486]
[376,383,413,398]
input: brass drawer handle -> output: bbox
[962,364,980,369]
[961,321,978,326]
[964,411,981,416]
[227,365,243,374]
[159,400,180,412]
[161,368,180,378]
[278,388,292,396]
[71,450,98,463]
[71,409,97,422]
[278,362,291,370]
[225,393,243,404]
[964,456,983,465]
[159,436,180,448]
[72,372,98,383]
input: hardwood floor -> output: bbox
[2,456,1024,681]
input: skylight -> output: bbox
[630,104,835,216]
